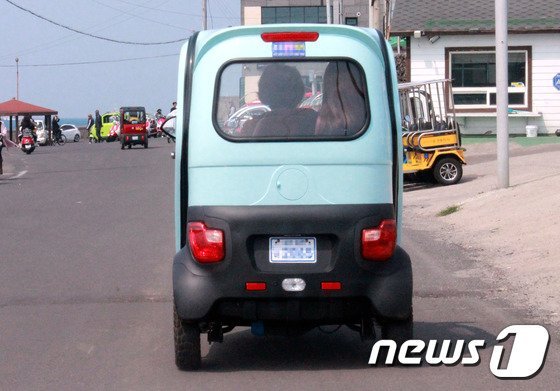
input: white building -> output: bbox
[391,0,560,135]
[240,0,560,135]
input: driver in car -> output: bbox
[241,63,317,137]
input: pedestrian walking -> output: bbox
[0,120,17,175]
[94,110,102,143]
[170,101,177,114]
[86,114,94,143]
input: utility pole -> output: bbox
[326,0,332,24]
[15,57,19,100]
[496,0,509,188]
[333,0,342,24]
[202,0,207,30]
[370,0,385,31]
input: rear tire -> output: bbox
[378,313,413,366]
[174,305,201,371]
[433,157,462,186]
[74,134,80,142]
[381,315,413,346]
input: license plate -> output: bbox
[25,145,31,149]
[132,136,139,140]
[269,237,317,263]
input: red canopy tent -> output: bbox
[0,98,58,140]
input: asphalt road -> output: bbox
[0,139,558,390]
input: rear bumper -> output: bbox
[122,134,147,145]
[173,245,412,324]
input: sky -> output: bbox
[0,0,240,118]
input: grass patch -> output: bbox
[437,205,461,217]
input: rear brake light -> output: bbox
[361,219,397,261]
[187,222,225,263]
[246,282,267,291]
[321,282,342,291]
[261,32,319,42]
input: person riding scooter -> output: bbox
[19,114,37,143]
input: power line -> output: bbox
[111,0,240,22]
[0,0,175,62]
[0,53,177,68]
[90,0,193,31]
[3,0,190,45]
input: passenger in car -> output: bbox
[315,61,367,137]
[242,63,317,137]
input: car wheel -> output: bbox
[378,313,413,366]
[174,305,201,370]
[144,141,148,149]
[74,134,80,142]
[433,157,462,186]
[128,144,132,149]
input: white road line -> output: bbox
[12,170,27,179]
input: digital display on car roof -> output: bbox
[272,42,306,58]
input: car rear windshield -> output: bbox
[122,110,145,124]
[215,60,368,140]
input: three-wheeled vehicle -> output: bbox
[169,24,412,370]
[120,106,148,149]
[399,79,466,185]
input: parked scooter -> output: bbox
[161,115,176,143]
[106,121,120,142]
[20,129,36,154]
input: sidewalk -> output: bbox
[405,138,560,326]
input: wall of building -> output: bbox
[410,33,560,135]
[242,0,370,27]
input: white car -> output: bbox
[34,120,47,145]
[60,124,81,142]
[222,104,270,135]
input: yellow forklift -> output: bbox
[399,79,465,185]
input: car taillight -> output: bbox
[187,222,225,263]
[361,219,397,261]
[261,32,319,42]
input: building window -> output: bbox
[446,47,531,111]
[261,6,328,24]
[345,17,358,26]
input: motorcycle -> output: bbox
[106,121,120,142]
[20,129,36,154]
[161,115,176,143]
[156,117,165,138]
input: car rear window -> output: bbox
[215,60,368,140]
[122,109,145,124]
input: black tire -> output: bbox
[121,141,125,150]
[128,144,132,149]
[433,157,463,186]
[144,141,148,149]
[74,134,80,142]
[381,316,413,345]
[378,314,413,366]
[174,305,201,370]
